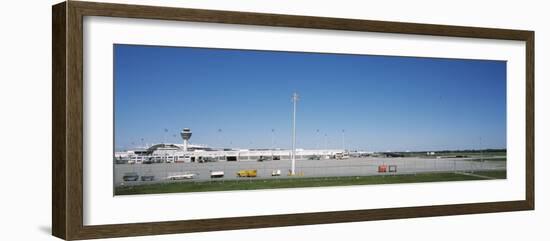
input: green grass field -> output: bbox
[468,157,507,162]
[470,170,507,179]
[115,170,506,195]
[400,151,506,158]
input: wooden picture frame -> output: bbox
[52,1,534,240]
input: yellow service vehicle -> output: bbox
[236,169,257,177]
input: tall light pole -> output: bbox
[480,137,483,162]
[291,92,299,176]
[342,129,345,151]
[218,128,223,148]
[271,128,275,149]
[316,129,320,149]
[324,133,328,150]
[271,128,275,160]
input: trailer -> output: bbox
[210,171,225,178]
[166,173,196,180]
[237,169,257,177]
[271,169,281,176]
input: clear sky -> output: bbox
[114,44,506,152]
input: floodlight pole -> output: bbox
[291,92,299,176]
[342,129,345,151]
[271,129,275,149]
[480,137,483,162]
[218,128,222,148]
[316,129,320,149]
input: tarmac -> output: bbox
[114,157,506,186]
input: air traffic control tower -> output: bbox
[180,128,192,152]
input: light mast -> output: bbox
[291,92,299,175]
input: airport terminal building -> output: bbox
[115,128,348,164]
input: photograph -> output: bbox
[44,1,538,239]
[113,44,507,195]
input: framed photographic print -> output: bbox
[52,1,534,240]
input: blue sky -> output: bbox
[114,44,506,151]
